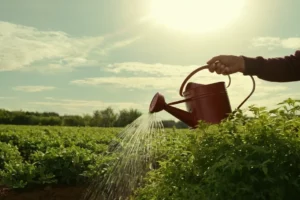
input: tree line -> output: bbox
[0,107,188,128]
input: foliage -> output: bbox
[63,115,86,126]
[0,142,23,169]
[161,120,189,129]
[0,107,186,128]
[134,98,300,200]
[0,125,121,189]
[90,107,118,127]
[114,108,143,127]
[0,107,143,127]
[3,98,298,199]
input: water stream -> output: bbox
[83,113,164,200]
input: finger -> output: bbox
[216,64,225,74]
[222,67,230,75]
[207,55,223,65]
[216,62,223,74]
[208,63,216,73]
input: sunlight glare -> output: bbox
[149,0,245,33]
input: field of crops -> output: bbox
[0,124,189,199]
[1,99,300,200]
[0,125,121,188]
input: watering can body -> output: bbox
[149,65,255,128]
[182,81,232,126]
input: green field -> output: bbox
[1,99,300,200]
[0,125,123,189]
[0,124,188,199]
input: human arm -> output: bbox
[207,50,300,82]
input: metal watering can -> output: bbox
[149,65,256,128]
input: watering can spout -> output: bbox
[149,93,197,128]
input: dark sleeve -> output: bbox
[241,50,300,82]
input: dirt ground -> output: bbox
[0,186,88,200]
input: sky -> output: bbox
[0,0,300,121]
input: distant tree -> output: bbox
[162,120,176,128]
[82,114,92,126]
[0,109,12,124]
[42,112,60,117]
[90,110,102,127]
[90,107,117,127]
[99,107,117,127]
[28,116,40,125]
[45,117,61,126]
[114,108,142,127]
[11,111,31,125]
[0,107,145,127]
[175,121,189,129]
[63,115,85,126]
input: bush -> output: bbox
[134,98,300,200]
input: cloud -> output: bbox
[0,96,16,100]
[71,76,186,90]
[0,21,139,72]
[74,62,282,87]
[251,37,300,49]
[72,62,228,91]
[106,62,198,76]
[98,37,141,56]
[13,86,55,92]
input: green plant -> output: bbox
[0,142,23,169]
[134,98,300,200]
[0,126,120,189]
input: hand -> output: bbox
[206,55,245,75]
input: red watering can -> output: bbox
[149,65,255,128]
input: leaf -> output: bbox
[262,166,268,175]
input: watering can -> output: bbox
[149,65,256,128]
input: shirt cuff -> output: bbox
[241,56,264,76]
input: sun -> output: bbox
[148,0,245,33]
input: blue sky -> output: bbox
[0,0,299,120]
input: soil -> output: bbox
[0,186,89,200]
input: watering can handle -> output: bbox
[179,65,256,110]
